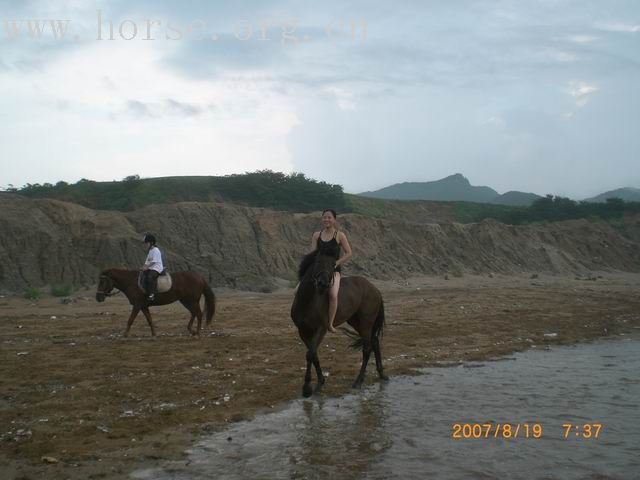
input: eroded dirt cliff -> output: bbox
[1,193,639,291]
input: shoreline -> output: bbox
[1,272,640,479]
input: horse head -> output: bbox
[96,271,114,302]
[311,252,336,293]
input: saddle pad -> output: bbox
[157,273,172,292]
[138,271,173,293]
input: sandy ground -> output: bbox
[1,272,640,479]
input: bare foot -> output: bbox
[328,324,337,333]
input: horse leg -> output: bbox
[372,336,388,381]
[352,338,373,389]
[302,329,325,398]
[141,307,156,337]
[180,301,197,335]
[312,353,325,393]
[303,349,315,398]
[123,306,141,337]
[193,302,203,336]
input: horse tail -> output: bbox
[203,280,216,326]
[347,300,385,350]
[371,300,385,343]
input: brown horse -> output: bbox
[291,250,388,397]
[96,268,216,337]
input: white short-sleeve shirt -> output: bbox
[144,246,164,273]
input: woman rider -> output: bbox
[311,209,353,332]
[142,233,164,301]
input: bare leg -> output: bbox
[327,272,341,333]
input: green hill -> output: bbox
[12,171,347,214]
[492,191,542,206]
[584,187,640,203]
[9,172,640,225]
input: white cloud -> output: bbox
[549,49,578,63]
[2,0,640,198]
[567,34,597,44]
[322,86,356,110]
[597,22,640,33]
[482,116,506,129]
[568,80,598,107]
[0,39,300,185]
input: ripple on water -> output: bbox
[132,337,640,480]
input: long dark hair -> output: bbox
[322,209,337,219]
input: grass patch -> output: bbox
[23,287,42,300]
[51,284,74,297]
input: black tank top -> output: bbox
[317,230,341,273]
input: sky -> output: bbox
[0,0,639,199]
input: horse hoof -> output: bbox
[302,384,313,398]
[352,381,363,389]
[380,374,389,382]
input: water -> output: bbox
[132,336,640,480]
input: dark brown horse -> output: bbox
[96,268,216,337]
[291,250,388,397]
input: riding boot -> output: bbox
[147,271,159,300]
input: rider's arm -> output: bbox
[144,248,159,271]
[336,232,352,267]
[310,232,319,251]
[142,251,151,270]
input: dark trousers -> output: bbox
[143,270,160,295]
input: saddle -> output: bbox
[138,270,173,293]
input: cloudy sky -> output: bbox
[1,0,638,199]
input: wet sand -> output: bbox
[1,272,639,479]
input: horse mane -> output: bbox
[101,268,138,281]
[298,249,319,280]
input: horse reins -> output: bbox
[312,269,336,290]
[96,290,120,297]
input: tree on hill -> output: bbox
[13,170,346,213]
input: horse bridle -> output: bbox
[312,267,336,290]
[96,275,120,297]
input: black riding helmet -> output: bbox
[143,233,157,245]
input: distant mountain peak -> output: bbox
[358,173,541,206]
[442,173,470,185]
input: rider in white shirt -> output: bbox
[142,233,164,301]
